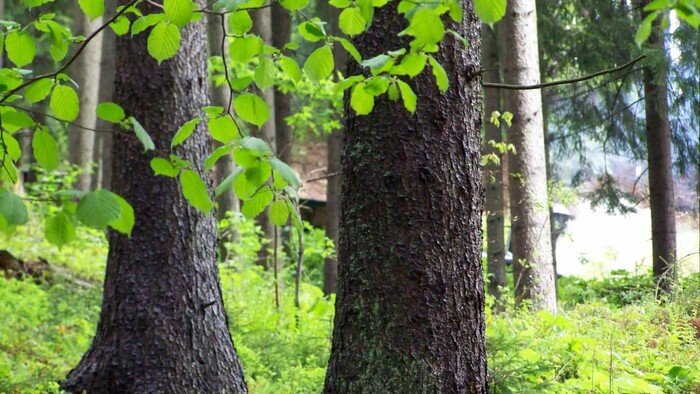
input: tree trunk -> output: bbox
[501,0,556,312]
[68,6,101,191]
[92,0,116,190]
[323,2,487,392]
[207,12,239,224]
[642,4,676,293]
[482,23,506,302]
[251,9,277,269]
[272,6,292,164]
[320,0,345,296]
[61,3,248,392]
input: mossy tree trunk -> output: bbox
[61,2,247,392]
[323,1,487,392]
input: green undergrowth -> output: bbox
[1,214,699,393]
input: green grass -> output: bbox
[1,217,699,393]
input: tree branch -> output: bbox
[483,55,646,90]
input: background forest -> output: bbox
[0,0,699,392]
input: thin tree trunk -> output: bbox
[251,9,277,269]
[68,6,101,191]
[482,23,506,302]
[92,0,116,190]
[501,0,556,312]
[207,12,240,259]
[320,0,344,296]
[323,2,486,391]
[61,2,247,392]
[272,6,292,164]
[641,3,676,293]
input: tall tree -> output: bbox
[272,6,292,164]
[323,1,487,391]
[501,0,556,311]
[482,23,506,301]
[641,2,677,293]
[68,6,101,191]
[61,2,247,391]
[252,8,278,268]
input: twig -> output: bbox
[0,0,139,104]
[305,171,339,183]
[483,55,646,90]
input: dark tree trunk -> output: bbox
[61,4,248,392]
[272,6,292,164]
[482,23,506,302]
[642,4,676,293]
[323,1,486,392]
[323,129,341,296]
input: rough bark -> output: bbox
[642,4,676,293]
[482,23,506,302]
[323,2,486,392]
[68,6,101,191]
[206,12,239,224]
[61,3,248,392]
[251,9,277,268]
[501,0,556,312]
[92,1,116,190]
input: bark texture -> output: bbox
[272,6,292,164]
[323,2,486,392]
[61,4,247,392]
[501,0,556,312]
[69,6,101,191]
[482,23,506,301]
[642,5,676,293]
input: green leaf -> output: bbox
[171,117,202,147]
[76,189,122,229]
[333,37,362,63]
[397,80,416,113]
[280,0,309,11]
[111,15,131,36]
[304,45,334,82]
[233,147,259,168]
[240,136,272,156]
[350,82,374,115]
[215,167,242,197]
[6,32,35,67]
[361,54,391,69]
[228,11,252,35]
[96,102,126,123]
[474,0,505,24]
[329,0,351,7]
[131,14,165,35]
[2,110,34,132]
[269,199,290,225]
[254,56,277,90]
[181,170,214,213]
[45,211,76,247]
[207,115,238,143]
[205,145,234,170]
[270,157,301,188]
[1,132,20,160]
[636,13,656,46]
[428,56,448,92]
[402,9,444,50]
[387,83,400,100]
[233,170,256,199]
[234,93,270,127]
[50,85,80,122]
[150,157,180,177]
[46,21,70,61]
[24,78,54,104]
[78,0,105,19]
[339,7,367,36]
[32,129,59,171]
[279,56,303,82]
[164,0,193,28]
[229,36,263,63]
[392,53,427,77]
[298,21,326,42]
[0,188,28,225]
[109,193,135,235]
[129,117,156,151]
[241,189,273,218]
[364,76,390,95]
[147,21,181,64]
